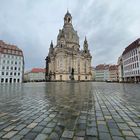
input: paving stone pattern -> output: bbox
[0,82,140,140]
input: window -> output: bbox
[133,64,134,68]
[15,61,17,65]
[14,72,16,76]
[5,78,8,83]
[2,66,5,69]
[18,73,20,76]
[1,78,4,83]
[11,61,13,64]
[10,72,12,76]
[2,72,4,75]
[10,78,12,83]
[3,60,5,63]
[17,79,20,83]
[18,67,20,71]
[15,67,17,70]
[6,72,8,75]
[7,66,9,70]
[11,67,13,70]
[7,60,9,64]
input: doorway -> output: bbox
[60,75,62,81]
[78,76,80,81]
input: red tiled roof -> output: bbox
[95,64,105,70]
[104,65,110,70]
[0,40,23,56]
[31,68,46,73]
[122,38,140,55]
[109,65,118,71]
[95,64,118,71]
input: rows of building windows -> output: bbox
[2,54,23,59]
[124,70,140,76]
[95,73,104,77]
[124,62,139,70]
[2,66,21,71]
[123,56,139,65]
[123,49,138,59]
[1,72,21,76]
[2,49,22,55]
[0,78,20,83]
[2,60,22,65]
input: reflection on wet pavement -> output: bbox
[0,82,140,140]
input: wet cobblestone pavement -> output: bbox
[0,82,140,140]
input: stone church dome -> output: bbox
[57,11,79,49]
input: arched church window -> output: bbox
[59,57,63,71]
[78,60,80,74]
[84,61,86,73]
[68,18,71,23]
[69,66,71,73]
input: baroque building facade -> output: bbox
[95,64,118,82]
[122,38,140,82]
[0,40,24,83]
[45,11,92,81]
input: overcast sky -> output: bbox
[0,0,140,70]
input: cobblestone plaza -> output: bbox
[0,82,140,140]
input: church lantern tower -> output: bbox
[64,10,72,25]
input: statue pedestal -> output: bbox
[71,75,75,80]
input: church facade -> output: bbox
[45,11,92,81]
